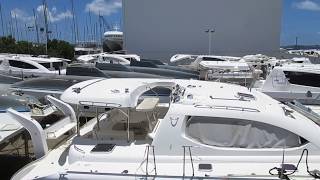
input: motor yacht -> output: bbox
[74,41,102,59]
[9,75,98,101]
[0,54,69,78]
[103,30,123,52]
[77,53,140,64]
[170,54,258,86]
[96,63,199,79]
[131,59,200,75]
[9,78,320,179]
[68,63,167,79]
[261,63,320,105]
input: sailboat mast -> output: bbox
[71,0,77,44]
[14,13,19,41]
[43,0,49,54]
[0,3,4,36]
[33,8,40,44]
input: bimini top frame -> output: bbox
[61,79,177,141]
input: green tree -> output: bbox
[0,36,75,60]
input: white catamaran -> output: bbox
[9,78,320,179]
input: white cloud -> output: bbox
[37,5,72,23]
[11,6,72,25]
[85,0,122,16]
[10,8,34,24]
[293,0,320,11]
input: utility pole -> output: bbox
[33,8,40,44]
[0,3,4,36]
[205,28,215,55]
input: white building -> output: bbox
[123,0,282,61]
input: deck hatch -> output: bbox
[91,144,115,152]
[198,164,212,172]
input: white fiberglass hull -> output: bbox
[263,91,320,105]
[0,69,66,78]
[207,73,254,86]
[12,139,320,180]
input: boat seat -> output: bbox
[136,98,159,112]
[44,117,76,139]
[31,105,56,118]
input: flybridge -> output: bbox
[62,79,177,108]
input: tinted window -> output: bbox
[130,60,158,68]
[40,63,51,68]
[66,66,109,78]
[9,60,38,69]
[284,71,320,87]
[53,62,63,70]
[202,57,225,61]
[186,116,306,149]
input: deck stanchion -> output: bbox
[76,104,80,136]
[152,146,157,175]
[96,107,100,130]
[188,146,194,177]
[183,146,186,177]
[23,131,29,158]
[146,145,150,176]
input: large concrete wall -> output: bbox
[123,0,282,61]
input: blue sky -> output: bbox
[0,0,320,45]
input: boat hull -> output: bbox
[103,39,123,52]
